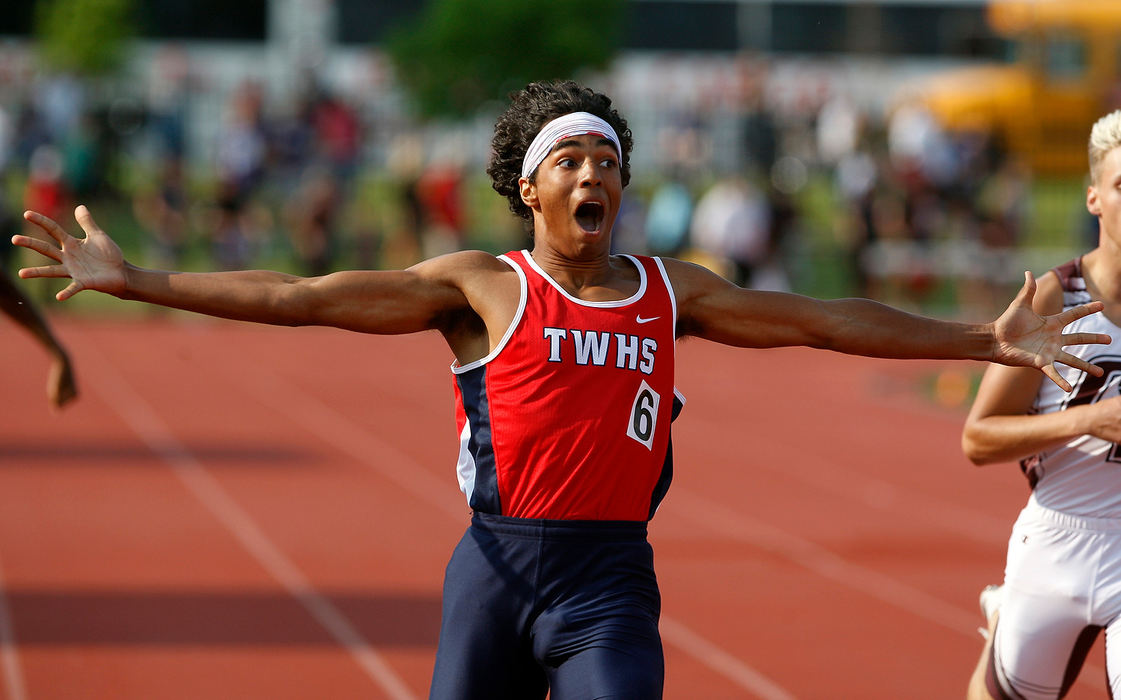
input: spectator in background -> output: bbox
[690,174,771,287]
[209,83,270,270]
[834,127,884,298]
[737,56,778,179]
[311,85,362,187]
[284,167,340,277]
[132,155,189,271]
[22,144,70,302]
[644,170,694,257]
[24,144,67,226]
[416,156,466,258]
[60,112,102,201]
[147,46,192,159]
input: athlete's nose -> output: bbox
[579,159,602,187]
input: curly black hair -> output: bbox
[487,80,633,226]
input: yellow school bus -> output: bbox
[915,0,1121,173]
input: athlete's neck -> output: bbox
[529,247,639,302]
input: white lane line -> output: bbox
[230,358,465,519]
[85,346,416,700]
[227,357,799,698]
[681,433,1010,545]
[659,616,796,700]
[670,485,1102,694]
[669,488,983,635]
[0,552,28,700]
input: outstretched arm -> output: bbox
[668,259,1108,392]
[0,267,77,408]
[13,206,474,336]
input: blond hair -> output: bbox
[1089,110,1121,182]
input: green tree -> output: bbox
[35,0,137,76]
[387,0,625,119]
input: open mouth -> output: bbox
[574,201,605,233]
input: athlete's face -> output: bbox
[519,134,622,255]
[1089,145,1121,246]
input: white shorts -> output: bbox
[990,497,1121,699]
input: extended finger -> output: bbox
[1055,350,1105,377]
[1012,271,1036,307]
[18,264,72,279]
[10,234,61,261]
[22,210,71,243]
[56,280,84,302]
[74,205,103,237]
[1055,300,1106,325]
[1041,364,1073,393]
[1059,331,1112,347]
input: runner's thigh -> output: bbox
[429,527,547,700]
[993,512,1100,699]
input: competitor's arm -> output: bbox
[962,271,1121,464]
[0,266,71,354]
[13,206,474,336]
[0,267,77,408]
[665,258,1109,391]
[960,363,1080,465]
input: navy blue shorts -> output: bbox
[429,513,663,700]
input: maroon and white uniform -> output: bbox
[451,249,683,521]
[990,258,1121,700]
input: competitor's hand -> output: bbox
[992,271,1110,392]
[13,206,126,301]
[47,352,78,410]
[1082,395,1121,444]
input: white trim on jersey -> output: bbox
[650,255,678,333]
[521,249,648,308]
[455,419,476,502]
[451,254,529,375]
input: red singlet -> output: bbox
[452,250,682,521]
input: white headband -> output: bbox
[520,112,622,179]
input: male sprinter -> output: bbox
[964,109,1121,700]
[14,80,1110,699]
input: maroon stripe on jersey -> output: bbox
[1050,257,1083,294]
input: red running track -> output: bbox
[0,316,1107,699]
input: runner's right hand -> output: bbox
[13,206,127,301]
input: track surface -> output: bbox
[0,316,1107,698]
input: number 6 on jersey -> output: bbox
[628,380,661,450]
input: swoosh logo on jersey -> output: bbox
[636,315,661,324]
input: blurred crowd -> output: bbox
[0,48,479,286]
[0,52,1068,317]
[611,58,1041,318]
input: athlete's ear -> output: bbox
[1088,183,1102,216]
[519,177,538,209]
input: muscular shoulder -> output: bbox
[409,249,514,283]
[659,256,732,301]
[1033,268,1067,316]
[411,250,522,361]
[659,256,743,337]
